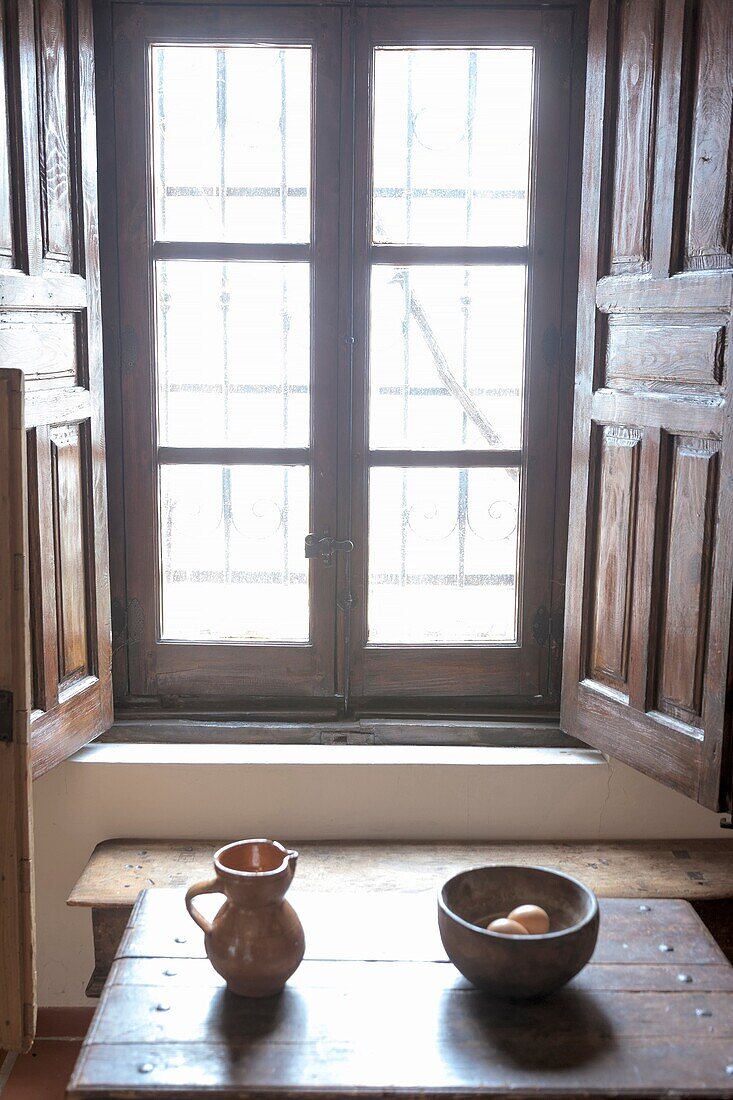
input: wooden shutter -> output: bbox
[562,0,733,810]
[1,0,110,1052]
[0,0,112,779]
[0,370,36,1053]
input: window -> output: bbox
[107,3,578,716]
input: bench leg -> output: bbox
[86,908,133,997]
[691,899,733,964]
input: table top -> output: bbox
[68,886,733,1099]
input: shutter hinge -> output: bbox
[0,689,13,742]
[532,605,565,649]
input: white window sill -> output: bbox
[71,742,605,767]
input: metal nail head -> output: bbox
[659,944,673,952]
[677,973,692,983]
[696,1008,712,1018]
[174,936,187,944]
[639,904,651,912]
[138,1063,154,1074]
[155,1003,171,1012]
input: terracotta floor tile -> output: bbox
[2,1040,82,1100]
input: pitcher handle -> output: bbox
[185,877,221,936]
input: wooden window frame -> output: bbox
[108,5,343,702]
[95,0,587,730]
[343,6,579,709]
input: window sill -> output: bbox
[71,741,604,767]
[99,717,585,750]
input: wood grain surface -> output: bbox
[0,370,35,1054]
[67,887,733,1098]
[561,0,733,812]
[68,839,733,909]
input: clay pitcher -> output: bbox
[185,839,305,997]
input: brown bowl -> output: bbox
[438,865,599,999]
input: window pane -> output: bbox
[152,45,311,243]
[369,265,525,450]
[372,47,533,246]
[156,261,310,448]
[368,467,519,643]
[160,464,309,641]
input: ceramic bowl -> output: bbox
[438,864,599,999]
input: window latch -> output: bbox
[305,533,354,568]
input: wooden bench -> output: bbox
[68,838,733,996]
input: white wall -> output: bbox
[33,744,724,1007]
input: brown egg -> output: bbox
[507,904,551,935]
[486,917,529,936]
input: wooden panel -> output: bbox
[35,0,73,266]
[591,386,724,436]
[108,952,733,993]
[69,1036,733,1099]
[562,0,733,812]
[0,370,36,1054]
[682,0,733,272]
[605,319,725,391]
[0,1,14,264]
[654,434,719,726]
[586,425,640,691]
[609,0,661,273]
[21,0,112,774]
[68,839,733,910]
[26,428,57,714]
[24,383,90,429]
[50,422,88,685]
[67,890,733,1099]
[0,312,77,389]
[596,270,732,314]
[0,272,87,308]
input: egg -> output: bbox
[507,904,551,935]
[486,917,529,936]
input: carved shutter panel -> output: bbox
[0,370,36,1053]
[0,0,112,779]
[562,0,733,810]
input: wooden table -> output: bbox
[67,887,733,1098]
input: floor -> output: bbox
[0,1010,94,1100]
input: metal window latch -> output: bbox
[304,533,354,567]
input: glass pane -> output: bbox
[368,467,519,643]
[152,45,311,243]
[156,261,310,448]
[160,464,309,641]
[370,265,526,450]
[372,47,533,246]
